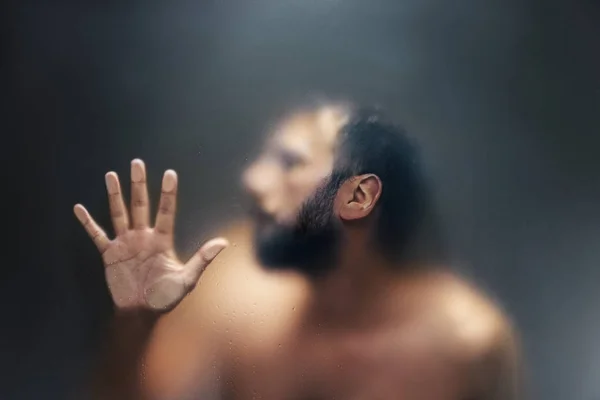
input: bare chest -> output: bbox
[221,328,466,400]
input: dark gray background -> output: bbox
[4,1,600,399]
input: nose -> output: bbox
[242,162,278,210]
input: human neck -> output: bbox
[305,241,401,329]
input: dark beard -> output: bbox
[252,176,343,279]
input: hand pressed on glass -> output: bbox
[74,159,228,311]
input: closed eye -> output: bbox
[278,150,305,170]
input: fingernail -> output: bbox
[105,172,118,193]
[131,160,144,182]
[162,170,177,192]
[203,242,227,261]
[73,205,86,222]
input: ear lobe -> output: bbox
[339,201,365,221]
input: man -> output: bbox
[75,103,522,399]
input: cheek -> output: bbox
[283,165,332,212]
[288,171,319,199]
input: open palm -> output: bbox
[74,159,228,312]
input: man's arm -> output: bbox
[87,294,225,400]
[73,160,228,400]
[88,311,158,400]
[87,221,258,400]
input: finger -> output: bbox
[183,238,229,289]
[105,172,129,236]
[130,159,150,229]
[154,170,178,235]
[73,204,111,253]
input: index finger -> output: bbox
[74,204,111,253]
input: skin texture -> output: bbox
[75,105,522,400]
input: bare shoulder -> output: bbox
[144,221,305,396]
[431,272,515,353]
[172,219,305,332]
[424,271,522,398]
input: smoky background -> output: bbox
[3,1,600,399]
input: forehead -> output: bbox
[269,106,350,154]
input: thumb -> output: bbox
[183,237,229,289]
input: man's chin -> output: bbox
[252,224,296,268]
[252,227,338,280]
